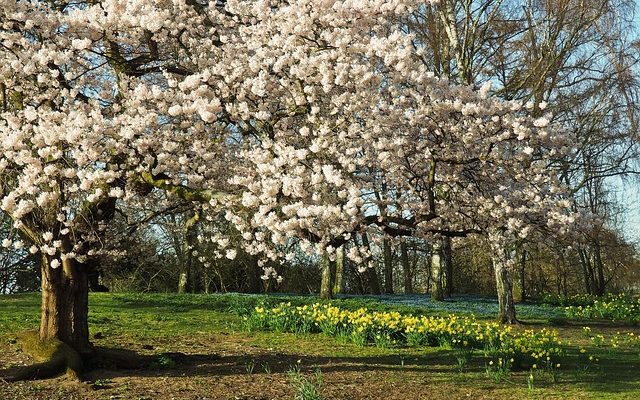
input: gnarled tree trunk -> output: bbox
[40,255,92,356]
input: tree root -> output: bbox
[0,331,181,382]
[0,330,83,382]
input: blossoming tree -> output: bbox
[0,0,576,377]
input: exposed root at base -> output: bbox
[0,331,188,382]
[0,330,83,382]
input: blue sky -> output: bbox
[616,178,640,243]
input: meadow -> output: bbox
[0,292,639,399]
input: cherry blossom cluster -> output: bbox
[0,0,577,273]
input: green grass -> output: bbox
[1,292,639,399]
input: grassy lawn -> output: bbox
[0,292,639,399]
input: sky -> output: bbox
[616,179,640,244]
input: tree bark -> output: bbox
[178,211,200,293]
[519,249,527,302]
[593,243,606,296]
[177,272,188,294]
[320,255,333,300]
[492,250,517,324]
[430,239,445,301]
[361,233,381,295]
[366,268,381,295]
[40,255,92,355]
[332,247,344,296]
[443,236,453,298]
[383,238,394,294]
[400,239,413,294]
[245,255,262,293]
[578,247,593,295]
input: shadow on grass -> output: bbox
[558,354,640,394]
[3,344,638,395]
[75,346,457,379]
[65,344,639,396]
[105,292,316,315]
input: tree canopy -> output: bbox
[0,0,588,353]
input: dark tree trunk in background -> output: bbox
[400,239,413,294]
[349,263,365,295]
[40,255,92,355]
[383,238,394,294]
[594,243,606,295]
[430,239,445,301]
[343,243,365,295]
[443,236,453,298]
[365,267,381,295]
[578,248,593,295]
[245,256,262,293]
[361,233,381,295]
[178,211,200,294]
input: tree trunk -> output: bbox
[443,236,453,298]
[400,239,413,294]
[365,267,381,295]
[332,247,344,296]
[519,249,527,302]
[348,260,365,295]
[245,255,262,293]
[430,240,445,301]
[178,211,200,293]
[578,247,593,295]
[383,238,394,294]
[40,255,92,355]
[361,233,381,295]
[320,255,333,300]
[492,250,517,324]
[593,243,606,296]
[177,272,188,294]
